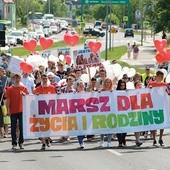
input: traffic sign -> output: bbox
[135,10,141,20]
[81,0,129,5]
[110,27,117,33]
[123,16,128,22]
[143,21,150,28]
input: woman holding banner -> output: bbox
[99,78,113,148]
[76,81,86,149]
[134,81,143,147]
[116,79,127,147]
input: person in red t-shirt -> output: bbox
[34,73,56,150]
[147,70,169,146]
[5,73,29,149]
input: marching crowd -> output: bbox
[0,54,169,150]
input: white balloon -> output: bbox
[59,54,64,61]
[127,68,136,77]
[81,74,89,83]
[49,54,59,63]
[112,63,122,77]
[26,55,47,68]
[86,67,96,78]
[122,67,129,74]
[126,82,135,89]
[117,73,123,80]
[166,72,170,83]
[160,68,168,78]
[106,67,115,79]
[102,60,111,68]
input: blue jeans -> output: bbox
[77,136,85,145]
[10,112,24,145]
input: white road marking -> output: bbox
[107,149,122,156]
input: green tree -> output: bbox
[16,0,42,26]
[91,5,107,21]
[43,0,68,17]
[108,14,119,25]
[153,0,170,33]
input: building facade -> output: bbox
[0,0,16,27]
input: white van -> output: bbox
[44,14,54,22]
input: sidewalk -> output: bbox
[120,38,157,70]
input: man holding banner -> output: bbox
[33,73,56,150]
[5,73,28,149]
[148,70,169,146]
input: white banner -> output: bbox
[23,87,170,139]
[73,49,101,69]
[0,54,23,74]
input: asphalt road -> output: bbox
[1,129,170,170]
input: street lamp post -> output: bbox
[109,0,112,51]
[141,0,144,46]
[48,0,51,14]
[105,0,109,61]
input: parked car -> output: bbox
[43,28,51,37]
[101,22,112,29]
[124,28,134,38]
[42,20,51,28]
[83,27,105,37]
[6,36,17,46]
[60,20,68,30]
[94,21,102,30]
[28,32,39,41]
[35,29,45,38]
[49,26,59,34]
[10,30,24,45]
[84,39,96,49]
[34,25,43,31]
[66,28,77,35]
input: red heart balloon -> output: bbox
[166,48,170,60]
[63,33,80,46]
[39,37,54,50]
[63,33,71,45]
[20,61,27,68]
[155,54,164,63]
[154,39,167,52]
[64,55,72,64]
[88,41,102,53]
[20,61,33,73]
[155,51,168,63]
[23,39,37,52]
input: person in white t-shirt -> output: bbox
[21,73,35,94]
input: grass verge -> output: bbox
[101,46,126,61]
